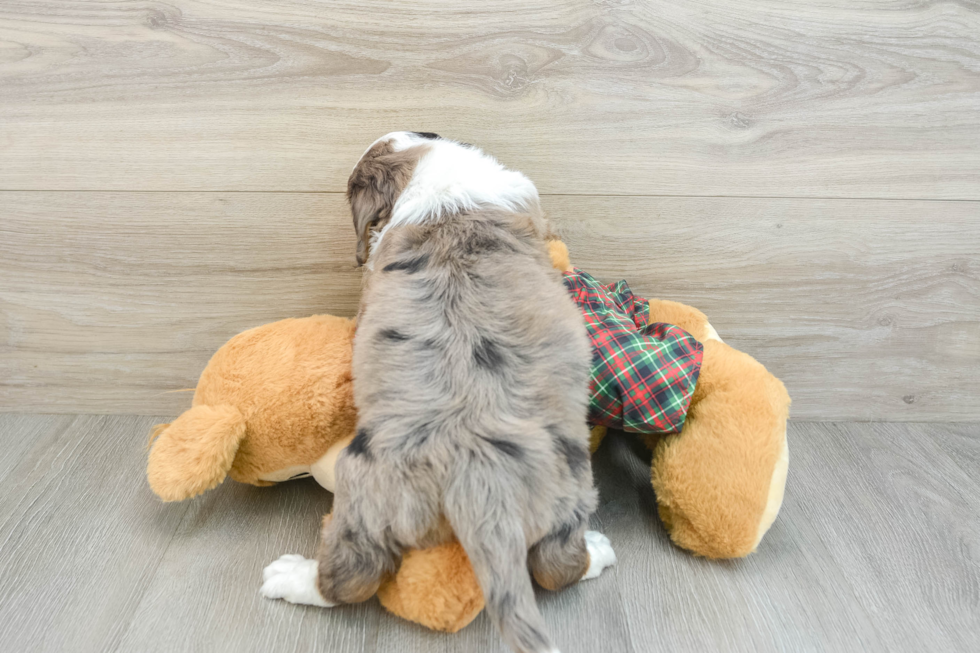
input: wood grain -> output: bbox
[0,415,191,653]
[0,414,73,483]
[929,422,980,494]
[601,422,980,652]
[0,0,978,197]
[2,416,977,651]
[554,195,980,422]
[2,192,977,420]
[0,192,360,414]
[116,478,381,653]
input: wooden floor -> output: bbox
[0,414,977,652]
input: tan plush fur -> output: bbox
[377,540,485,633]
[546,240,573,273]
[144,238,789,631]
[650,339,790,558]
[147,405,247,501]
[147,314,358,499]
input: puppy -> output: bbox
[262,132,616,653]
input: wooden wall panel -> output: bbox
[550,195,980,421]
[0,0,978,197]
[2,192,977,419]
[0,192,360,413]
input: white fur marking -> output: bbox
[704,322,723,343]
[581,530,616,581]
[390,137,539,227]
[260,554,334,607]
[359,132,540,269]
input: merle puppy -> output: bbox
[261,132,615,653]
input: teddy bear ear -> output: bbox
[147,405,247,501]
[546,239,573,272]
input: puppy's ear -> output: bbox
[349,184,387,266]
[347,141,424,266]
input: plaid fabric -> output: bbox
[563,269,703,434]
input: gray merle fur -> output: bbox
[318,145,597,653]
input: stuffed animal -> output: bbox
[547,242,790,560]
[147,240,789,633]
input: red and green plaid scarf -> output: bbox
[563,269,703,434]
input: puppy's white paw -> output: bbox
[260,554,334,607]
[581,531,616,581]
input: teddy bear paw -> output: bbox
[260,554,334,607]
[581,531,616,581]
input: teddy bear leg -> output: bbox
[644,299,717,343]
[588,425,608,453]
[376,540,485,633]
[650,339,790,558]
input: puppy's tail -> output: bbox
[444,466,556,653]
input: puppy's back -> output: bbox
[354,211,591,444]
[353,211,594,653]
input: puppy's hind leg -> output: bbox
[529,523,617,591]
[260,504,398,608]
[315,504,399,605]
[528,519,590,592]
[262,452,402,608]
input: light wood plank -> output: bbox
[2,192,977,420]
[0,413,73,483]
[782,423,980,651]
[0,191,359,414]
[554,195,980,422]
[116,478,377,653]
[929,422,980,493]
[1,0,978,197]
[1,417,978,651]
[0,415,191,653]
[603,422,980,652]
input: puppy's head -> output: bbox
[347,132,541,266]
[347,132,432,266]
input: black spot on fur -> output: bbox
[474,336,504,371]
[348,428,373,459]
[409,426,430,448]
[382,525,406,550]
[398,423,431,451]
[463,233,507,257]
[550,521,574,546]
[378,328,410,342]
[480,435,524,459]
[491,589,516,616]
[554,432,589,476]
[411,131,440,140]
[383,254,429,274]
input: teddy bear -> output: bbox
[147,240,790,633]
